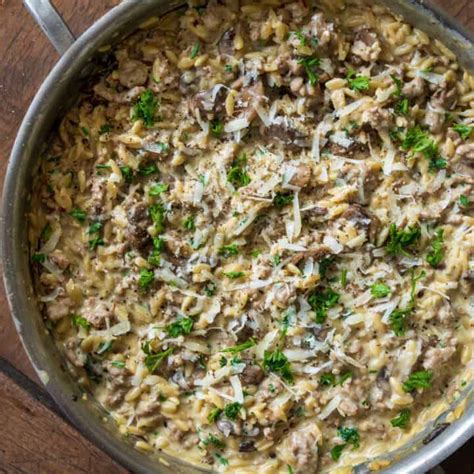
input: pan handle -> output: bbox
[23,0,76,55]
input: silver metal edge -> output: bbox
[23,0,76,55]
[1,1,473,473]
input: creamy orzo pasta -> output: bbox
[29,0,473,472]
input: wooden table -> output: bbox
[0,1,472,472]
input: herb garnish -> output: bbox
[221,338,256,354]
[273,192,294,208]
[149,183,168,196]
[223,402,241,420]
[70,208,87,223]
[426,228,444,268]
[402,370,433,392]
[223,271,245,279]
[149,203,166,234]
[141,343,174,373]
[452,123,473,140]
[385,223,421,256]
[227,154,251,188]
[297,56,320,85]
[402,126,446,171]
[263,349,293,384]
[182,215,195,231]
[138,268,155,288]
[166,317,194,338]
[208,408,222,423]
[331,427,360,461]
[390,409,411,428]
[308,288,340,324]
[132,90,159,127]
[190,41,201,59]
[71,314,91,330]
[346,69,370,92]
[210,120,224,138]
[88,237,104,251]
[218,244,239,258]
[32,253,46,263]
[370,281,391,298]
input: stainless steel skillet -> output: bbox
[1,1,473,473]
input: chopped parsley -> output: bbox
[223,271,245,279]
[390,409,411,428]
[223,402,241,420]
[402,370,433,392]
[99,124,112,135]
[182,215,195,231]
[218,244,239,258]
[138,163,159,176]
[402,126,446,171]
[190,41,201,59]
[338,371,353,386]
[370,281,391,298]
[308,288,340,324]
[149,203,166,233]
[389,269,425,336]
[297,56,320,85]
[318,256,335,279]
[31,253,46,263]
[71,314,91,330]
[459,195,469,207]
[87,222,102,234]
[138,268,154,288]
[204,282,217,297]
[320,373,336,386]
[120,166,133,182]
[201,433,224,449]
[70,208,87,223]
[340,268,348,287]
[426,228,444,268]
[149,183,168,196]
[148,237,165,266]
[214,453,228,466]
[273,192,294,208]
[141,343,174,373]
[331,426,360,461]
[346,69,370,92]
[88,237,104,251]
[221,338,256,354]
[394,97,410,116]
[453,123,473,140]
[210,120,224,138]
[330,444,345,461]
[166,317,194,338]
[390,75,403,96]
[227,156,251,188]
[111,361,126,369]
[132,90,159,127]
[263,349,293,384]
[338,426,360,448]
[385,223,421,256]
[208,407,223,423]
[293,30,306,46]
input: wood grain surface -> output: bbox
[0,1,472,473]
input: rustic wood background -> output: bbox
[0,0,472,472]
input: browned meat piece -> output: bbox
[88,178,106,215]
[402,77,426,99]
[342,204,380,243]
[136,398,163,419]
[81,297,112,329]
[327,140,364,157]
[424,85,457,134]
[362,107,393,130]
[46,296,73,321]
[307,13,336,48]
[289,164,311,187]
[104,363,131,408]
[256,377,283,402]
[94,82,146,104]
[287,425,321,474]
[49,249,70,270]
[117,59,149,88]
[240,362,264,385]
[422,343,457,370]
[264,123,309,149]
[189,86,226,115]
[219,28,235,56]
[126,202,152,251]
[455,143,474,177]
[351,29,381,62]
